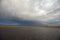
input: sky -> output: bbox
[0,0,60,26]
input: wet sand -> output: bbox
[0,27,60,40]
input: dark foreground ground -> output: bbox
[0,27,60,40]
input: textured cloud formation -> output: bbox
[0,0,60,26]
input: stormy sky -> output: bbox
[0,0,60,26]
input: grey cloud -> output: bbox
[0,0,60,26]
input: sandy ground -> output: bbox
[0,28,60,40]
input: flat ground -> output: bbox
[0,26,60,40]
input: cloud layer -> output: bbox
[0,0,60,26]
